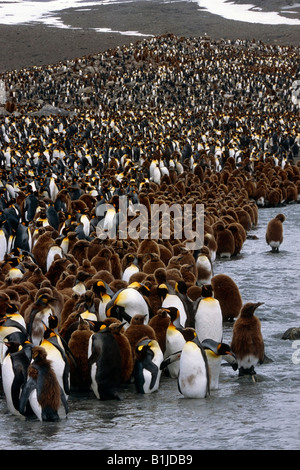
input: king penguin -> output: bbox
[2,339,33,417]
[231,302,265,380]
[157,283,187,328]
[194,284,223,344]
[177,336,210,399]
[163,307,190,378]
[88,324,122,400]
[265,213,286,252]
[105,285,150,328]
[19,345,69,421]
[39,320,70,400]
[133,337,163,394]
[201,338,237,390]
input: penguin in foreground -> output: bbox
[163,307,189,378]
[2,339,33,417]
[265,213,286,252]
[231,302,265,380]
[178,336,210,399]
[201,338,237,390]
[134,337,164,394]
[39,321,70,400]
[19,346,69,421]
[88,325,122,400]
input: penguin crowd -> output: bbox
[0,33,299,418]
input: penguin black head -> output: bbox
[5,302,20,314]
[175,280,188,295]
[157,283,169,300]
[201,284,213,298]
[3,339,21,354]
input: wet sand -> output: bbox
[0,0,299,73]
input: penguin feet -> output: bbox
[238,365,256,377]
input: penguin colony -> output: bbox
[0,33,299,418]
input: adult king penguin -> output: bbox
[133,337,163,394]
[88,325,122,400]
[201,338,237,390]
[105,285,150,328]
[2,339,33,417]
[194,284,223,344]
[177,337,210,399]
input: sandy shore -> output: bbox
[0,1,299,73]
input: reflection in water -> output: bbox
[0,204,299,450]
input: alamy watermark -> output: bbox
[96,196,204,250]
[291,340,300,365]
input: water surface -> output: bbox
[1,203,300,451]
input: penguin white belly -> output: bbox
[2,356,23,417]
[178,342,208,399]
[205,351,222,390]
[269,240,280,249]
[29,389,43,421]
[143,345,163,393]
[46,246,62,272]
[219,252,232,259]
[90,363,100,399]
[122,264,139,283]
[103,208,116,232]
[72,282,86,296]
[112,288,150,327]
[0,230,7,261]
[142,368,162,394]
[31,308,53,346]
[164,328,186,378]
[238,354,259,370]
[7,314,26,330]
[195,298,223,343]
[196,255,212,284]
[41,342,69,398]
[162,295,187,328]
[0,327,22,363]
[80,215,90,237]
[98,296,111,321]
[80,310,98,322]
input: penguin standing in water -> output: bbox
[201,338,237,390]
[178,337,210,399]
[19,346,69,421]
[39,320,70,401]
[133,338,163,394]
[163,307,194,378]
[88,325,122,400]
[2,340,33,417]
[265,213,286,252]
[231,302,265,380]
